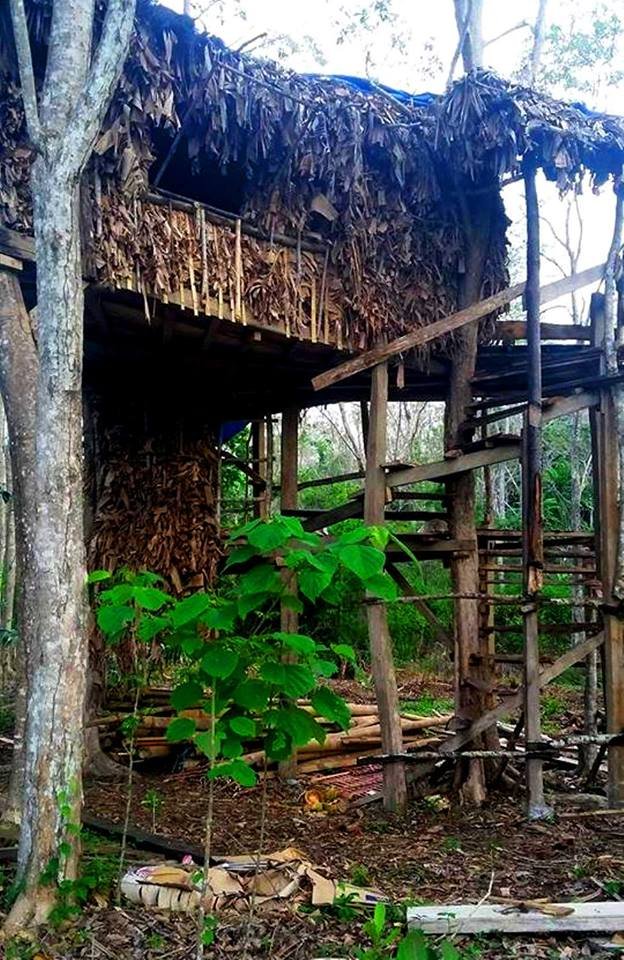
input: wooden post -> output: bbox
[279,407,300,779]
[251,419,269,518]
[590,291,624,805]
[364,363,407,813]
[522,164,551,820]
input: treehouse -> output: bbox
[2,0,624,813]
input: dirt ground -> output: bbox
[2,678,622,959]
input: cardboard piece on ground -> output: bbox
[122,847,383,913]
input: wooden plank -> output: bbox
[297,470,364,491]
[495,320,592,341]
[437,632,604,757]
[407,901,624,935]
[386,441,520,489]
[0,226,35,262]
[0,253,22,272]
[364,361,407,813]
[311,262,605,391]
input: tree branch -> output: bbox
[59,0,137,174]
[9,0,44,154]
[483,21,529,49]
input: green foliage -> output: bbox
[92,517,398,786]
[351,903,461,960]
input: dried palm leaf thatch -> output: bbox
[1,2,624,354]
[87,411,221,592]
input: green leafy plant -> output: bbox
[141,788,164,832]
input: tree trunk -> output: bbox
[0,270,38,829]
[452,0,484,74]
[6,169,88,930]
[446,190,497,805]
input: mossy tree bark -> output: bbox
[4,0,136,931]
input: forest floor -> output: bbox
[2,674,622,960]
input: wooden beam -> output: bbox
[0,226,35,263]
[297,470,365,491]
[542,390,599,423]
[437,632,604,757]
[495,320,592,341]
[386,441,520,489]
[365,361,407,813]
[311,262,605,392]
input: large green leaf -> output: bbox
[237,592,271,618]
[202,603,237,630]
[265,728,292,761]
[239,563,281,595]
[224,544,256,569]
[331,643,357,664]
[271,632,317,656]
[87,570,111,584]
[132,586,171,611]
[229,716,256,737]
[282,664,316,699]
[208,759,257,787]
[396,930,432,960]
[260,660,286,686]
[233,679,271,711]
[170,680,204,711]
[247,523,291,552]
[364,573,399,601]
[311,686,351,731]
[194,728,223,759]
[137,614,170,642]
[97,604,133,637]
[201,645,239,679]
[338,544,384,581]
[221,736,244,759]
[170,593,212,628]
[275,706,326,747]
[166,716,196,742]
[299,568,333,602]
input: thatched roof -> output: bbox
[1,1,623,352]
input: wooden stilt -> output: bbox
[522,163,551,820]
[365,363,407,813]
[590,291,624,805]
[279,407,300,779]
[251,420,269,519]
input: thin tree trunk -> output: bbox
[6,172,89,930]
[446,189,497,805]
[4,0,136,927]
[0,270,38,829]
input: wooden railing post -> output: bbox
[364,362,407,813]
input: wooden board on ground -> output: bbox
[407,901,624,935]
